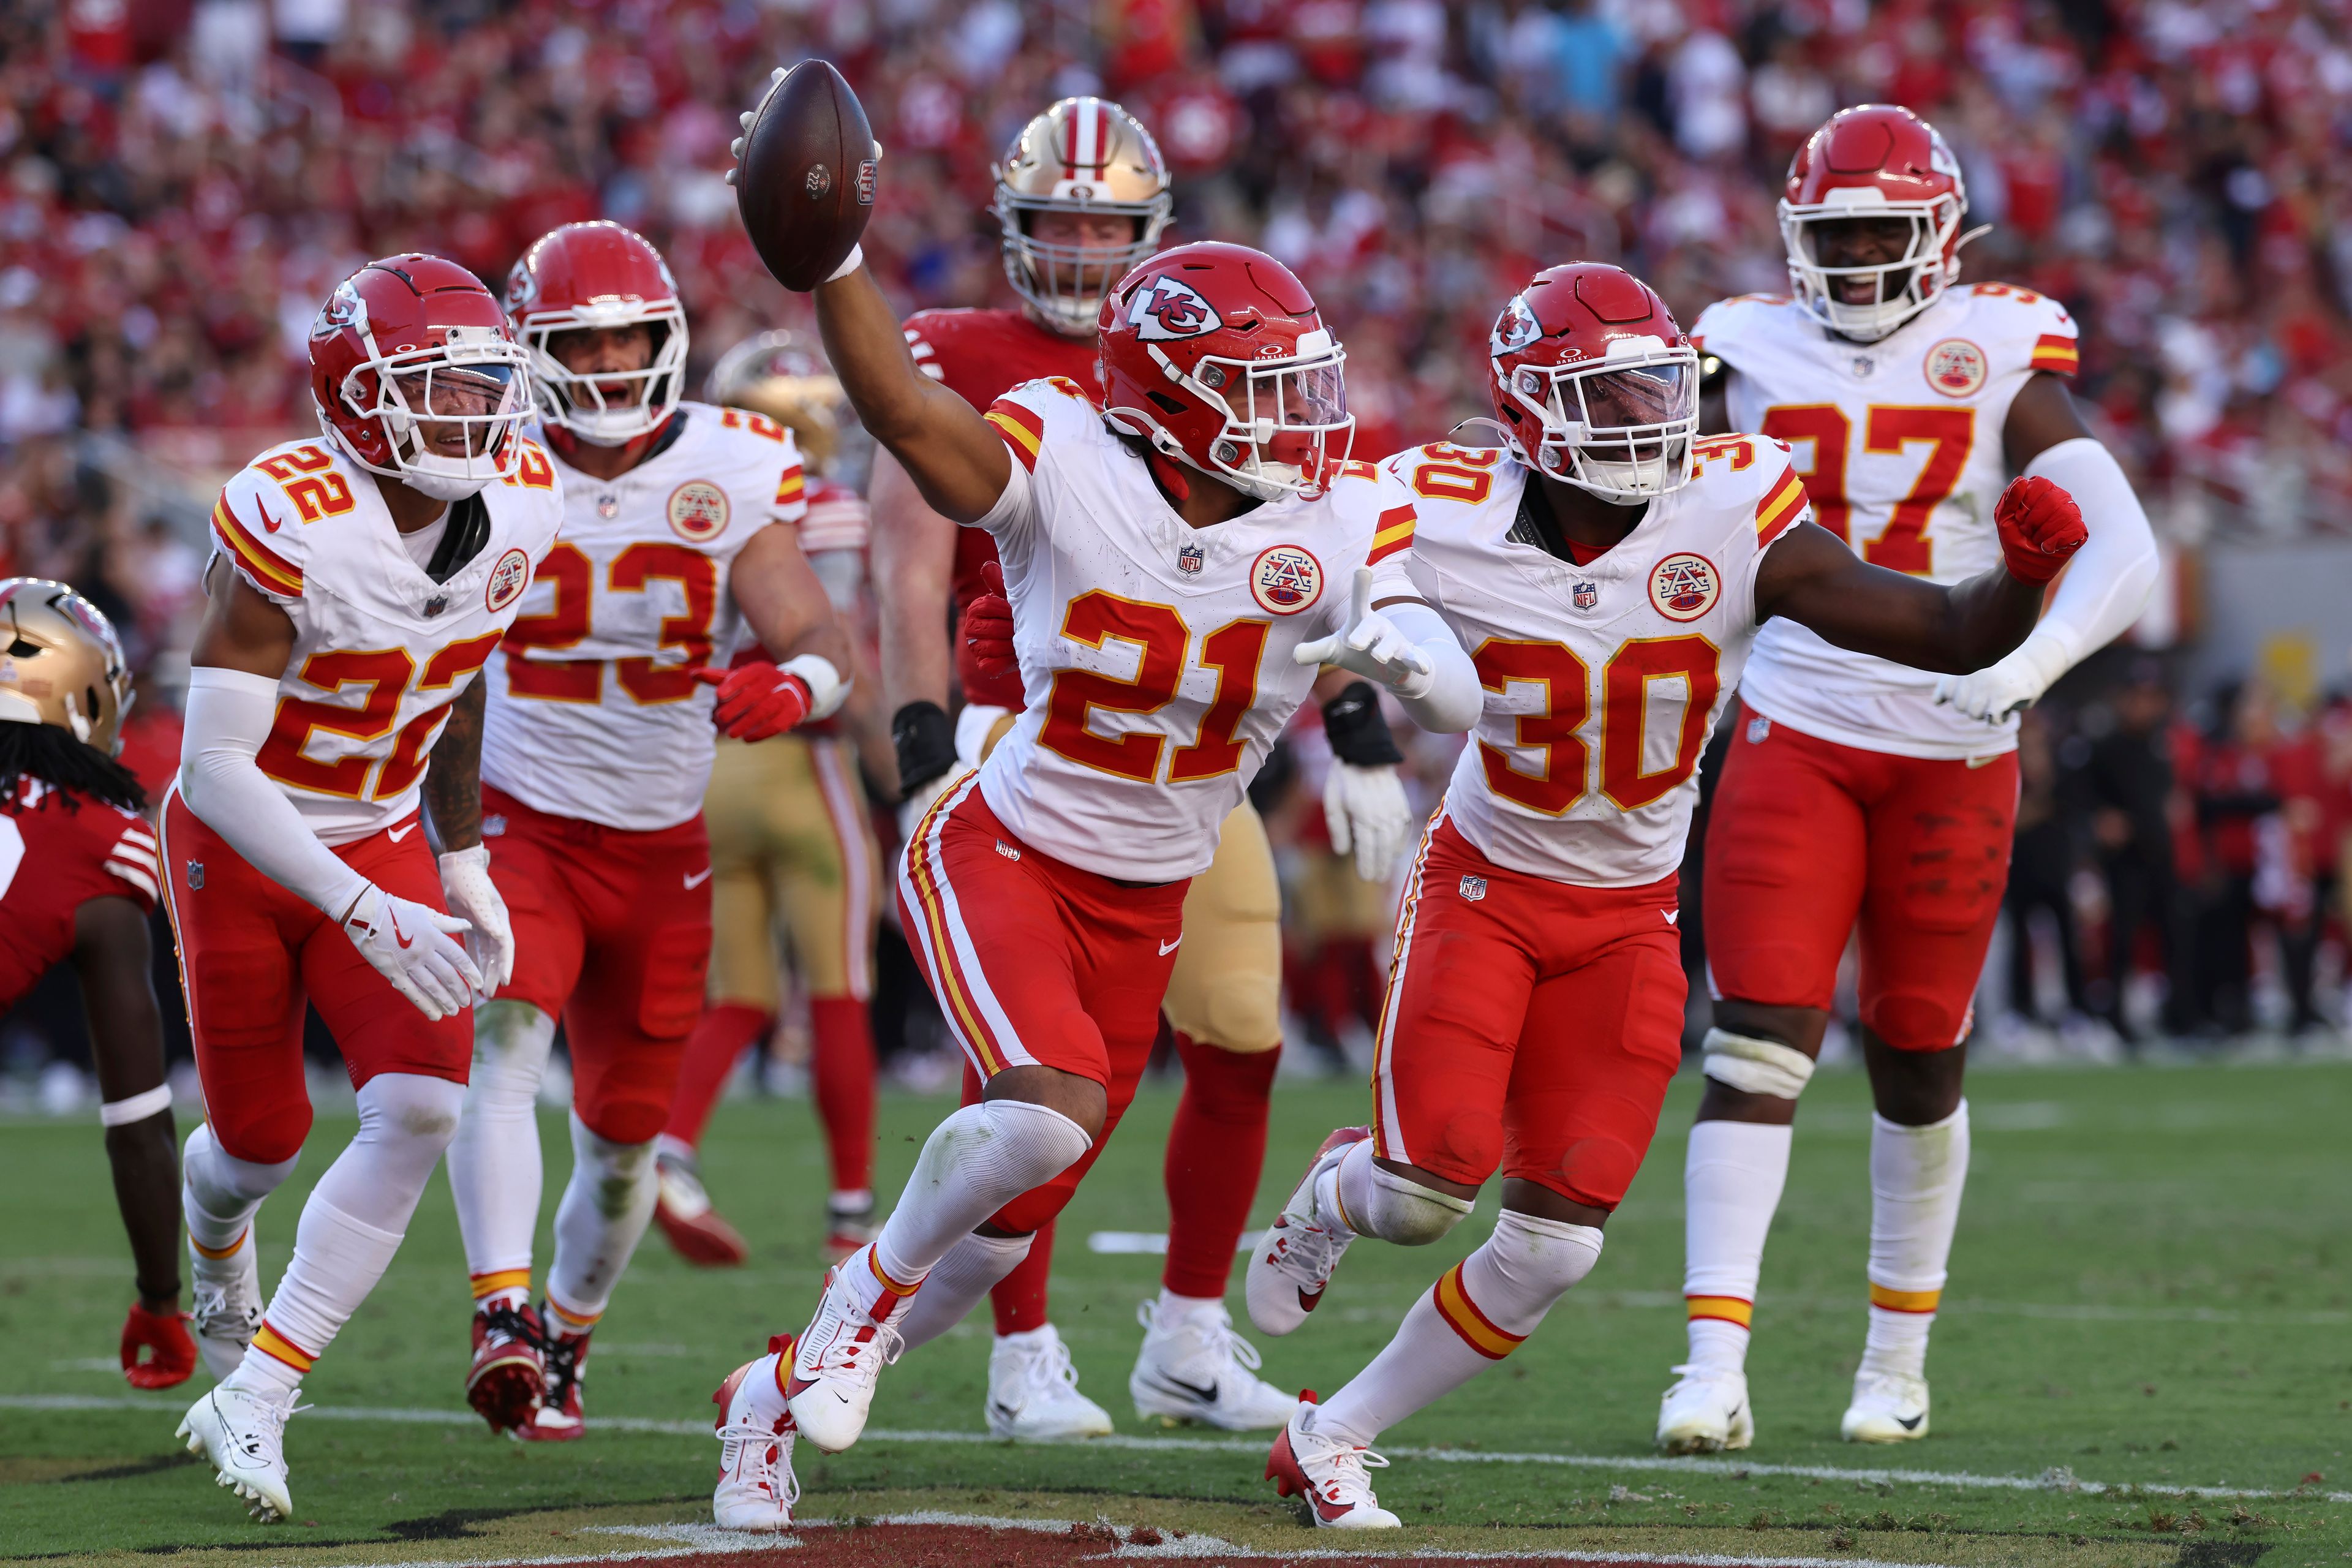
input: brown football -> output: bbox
[734,59,877,292]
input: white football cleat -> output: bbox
[782,1250,908,1453]
[1842,1370,1930,1442]
[1656,1365,1753,1453]
[177,1384,295,1522]
[1265,1408,1400,1529]
[1245,1126,1370,1337]
[187,1227,262,1381]
[985,1324,1114,1441]
[712,1339,800,1531]
[1129,1297,1303,1431]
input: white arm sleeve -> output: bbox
[179,666,372,921]
[2019,437,2160,668]
[1382,601,1483,735]
[970,449,1038,539]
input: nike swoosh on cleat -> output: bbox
[1152,1374,1221,1406]
[1297,1287,1324,1313]
[1895,1413,1923,1430]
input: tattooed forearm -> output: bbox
[423,676,486,851]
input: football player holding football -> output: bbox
[170,255,563,1521]
[1226,263,2088,1529]
[0,580,190,1390]
[870,97,1406,1441]
[654,331,887,1270]
[708,200,1484,1525]
[443,224,851,1441]
[1658,105,2157,1453]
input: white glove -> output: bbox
[339,883,481,1022]
[1293,567,1434,698]
[1324,762,1413,883]
[896,763,972,845]
[437,846,514,997]
[1934,628,2072,725]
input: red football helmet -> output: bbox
[311,255,532,500]
[1780,104,1972,342]
[1098,241,1352,502]
[1487,264,1698,501]
[507,221,688,445]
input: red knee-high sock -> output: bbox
[989,1218,1055,1335]
[1163,1031,1281,1300]
[809,997,875,1196]
[663,1004,772,1149]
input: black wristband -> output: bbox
[891,700,957,798]
[1321,680,1404,767]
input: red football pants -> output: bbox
[485,785,713,1145]
[1703,712,2019,1051]
[159,790,469,1166]
[1372,815,1685,1211]
[898,777,1186,1234]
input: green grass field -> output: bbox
[4,1058,2349,1566]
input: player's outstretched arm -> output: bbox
[70,898,180,1314]
[1755,475,2087,676]
[183,560,483,1018]
[812,265,1009,524]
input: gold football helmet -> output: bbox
[0,578,134,755]
[705,330,860,478]
[992,96,1174,335]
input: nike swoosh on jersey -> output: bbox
[386,821,418,842]
[685,867,714,889]
[1965,755,2000,769]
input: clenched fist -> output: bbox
[960,561,1023,709]
[1994,475,2086,585]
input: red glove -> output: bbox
[691,661,813,741]
[961,561,1023,709]
[121,1302,197,1389]
[1994,475,2087,585]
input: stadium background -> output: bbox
[4,0,2351,1099]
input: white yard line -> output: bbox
[11,1392,2343,1506]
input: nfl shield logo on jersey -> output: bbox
[1250,545,1323,616]
[1458,875,1487,902]
[185,861,203,891]
[1573,580,1599,611]
[1177,543,1205,575]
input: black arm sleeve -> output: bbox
[1321,680,1405,766]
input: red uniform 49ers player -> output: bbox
[443,223,850,1442]
[0,580,192,1391]
[1659,105,2158,1453]
[168,256,562,1522]
[708,210,1481,1528]
[874,95,1401,1446]
[1233,264,2089,1530]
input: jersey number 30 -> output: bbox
[1474,635,1721,813]
[1039,591,1268,784]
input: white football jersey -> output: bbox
[481,403,809,832]
[200,432,565,845]
[1694,282,2079,759]
[973,377,1405,882]
[1372,439,1809,888]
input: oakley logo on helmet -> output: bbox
[1127,274,1221,341]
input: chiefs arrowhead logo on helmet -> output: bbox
[1491,293,1542,355]
[1126,274,1221,341]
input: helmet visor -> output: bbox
[1574,360,1694,434]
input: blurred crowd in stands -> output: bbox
[2,0,2349,1093]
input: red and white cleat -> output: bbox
[1266,1406,1400,1529]
[713,1338,800,1531]
[1245,1126,1370,1337]
[655,1152,749,1268]
[518,1316,589,1442]
[464,1300,545,1434]
[782,1249,909,1453]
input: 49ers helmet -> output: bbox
[994,97,1174,337]
[0,578,134,756]
[310,255,532,501]
[1099,242,1353,503]
[1488,264,1698,501]
[1780,104,1972,342]
[705,330,856,476]
[508,222,688,445]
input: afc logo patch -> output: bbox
[1648,551,1719,622]
[668,480,731,541]
[1249,544,1323,616]
[1459,875,1487,902]
[1177,542,1205,575]
[1924,338,1988,398]
[1125,274,1221,341]
[484,548,532,613]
